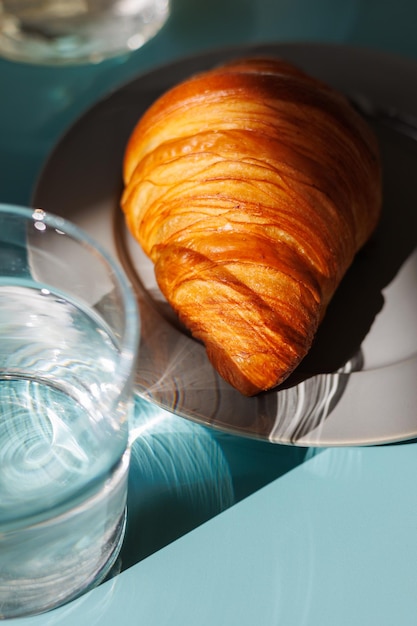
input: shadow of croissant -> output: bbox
[264,118,417,442]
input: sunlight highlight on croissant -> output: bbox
[121,57,382,396]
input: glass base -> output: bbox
[0,452,130,619]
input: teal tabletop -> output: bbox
[1,1,417,624]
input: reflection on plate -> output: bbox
[33,43,417,446]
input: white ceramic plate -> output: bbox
[33,43,417,446]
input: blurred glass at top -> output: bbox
[0,0,170,64]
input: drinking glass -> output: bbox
[0,204,139,618]
[0,0,170,64]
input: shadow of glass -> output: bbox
[118,395,310,572]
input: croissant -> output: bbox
[121,57,381,396]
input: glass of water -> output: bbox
[0,0,170,65]
[0,204,139,618]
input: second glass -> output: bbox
[0,0,170,65]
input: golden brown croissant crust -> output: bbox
[121,57,382,396]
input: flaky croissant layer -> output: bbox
[122,57,382,396]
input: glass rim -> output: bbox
[0,202,140,386]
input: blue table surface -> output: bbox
[1,1,417,624]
